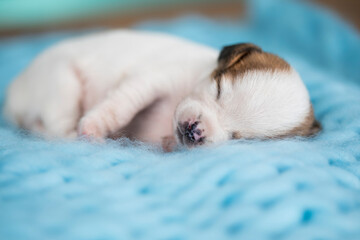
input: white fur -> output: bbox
[4,30,311,147]
[4,30,217,143]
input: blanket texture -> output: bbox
[1,0,360,239]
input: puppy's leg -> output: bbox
[78,77,162,139]
[4,62,83,139]
[41,65,84,139]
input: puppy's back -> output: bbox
[3,30,218,138]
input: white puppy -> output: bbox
[3,30,320,151]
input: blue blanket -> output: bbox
[1,0,360,239]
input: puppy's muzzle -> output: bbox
[177,121,204,146]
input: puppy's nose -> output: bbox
[180,121,204,145]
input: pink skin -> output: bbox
[185,120,203,141]
[179,119,205,146]
[193,131,202,141]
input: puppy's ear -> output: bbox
[307,120,322,136]
[218,43,262,70]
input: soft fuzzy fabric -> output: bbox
[1,0,360,240]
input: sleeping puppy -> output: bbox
[3,30,320,150]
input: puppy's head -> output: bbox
[174,43,320,147]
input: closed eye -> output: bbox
[216,79,221,100]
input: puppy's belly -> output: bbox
[118,98,176,144]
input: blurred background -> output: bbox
[0,0,359,37]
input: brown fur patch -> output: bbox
[212,43,291,99]
[264,106,321,140]
[212,43,290,82]
[282,106,321,138]
[232,131,241,139]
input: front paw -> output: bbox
[78,117,106,139]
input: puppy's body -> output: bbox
[4,30,319,148]
[4,30,217,143]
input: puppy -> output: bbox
[3,30,320,150]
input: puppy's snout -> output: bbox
[177,121,204,146]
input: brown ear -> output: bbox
[307,120,322,136]
[217,43,262,70]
